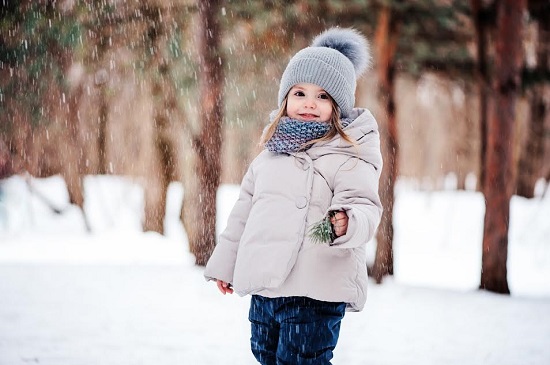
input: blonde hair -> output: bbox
[260,94,356,150]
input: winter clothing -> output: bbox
[249,295,346,365]
[278,28,371,118]
[264,116,352,154]
[205,27,380,364]
[204,108,383,311]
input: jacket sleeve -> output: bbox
[203,164,255,283]
[328,154,383,249]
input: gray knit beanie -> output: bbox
[278,27,371,118]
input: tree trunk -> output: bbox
[471,0,493,192]
[143,128,178,234]
[93,24,111,176]
[453,84,477,190]
[52,3,88,222]
[97,85,109,175]
[516,87,547,197]
[142,5,180,234]
[53,3,90,230]
[187,0,224,266]
[480,0,526,294]
[372,6,399,283]
[62,82,91,231]
[0,139,14,179]
[516,18,549,198]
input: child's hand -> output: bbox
[330,211,348,237]
[216,280,234,295]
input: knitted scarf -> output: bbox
[265,116,352,154]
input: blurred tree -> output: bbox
[371,3,399,284]
[0,139,13,179]
[0,0,90,229]
[81,1,193,234]
[141,2,188,234]
[189,0,225,265]
[370,0,473,283]
[83,2,114,176]
[471,0,495,193]
[480,0,527,294]
[516,0,550,198]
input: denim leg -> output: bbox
[249,295,279,365]
[275,297,346,365]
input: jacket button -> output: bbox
[296,196,308,209]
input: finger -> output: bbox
[220,281,234,295]
[334,220,346,228]
[335,212,347,220]
[217,280,228,294]
[334,221,348,236]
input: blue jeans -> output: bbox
[249,295,346,365]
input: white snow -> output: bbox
[1,175,549,365]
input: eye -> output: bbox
[319,93,329,100]
[293,91,305,97]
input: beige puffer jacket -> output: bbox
[204,108,383,311]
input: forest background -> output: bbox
[1,0,549,292]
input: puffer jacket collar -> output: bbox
[306,108,382,171]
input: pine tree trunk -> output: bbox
[188,0,224,266]
[144,115,178,234]
[471,0,493,192]
[97,84,109,175]
[63,82,91,231]
[142,4,180,234]
[45,3,91,231]
[0,140,14,179]
[372,6,399,283]
[480,0,526,294]
[94,44,110,177]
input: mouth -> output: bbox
[298,113,319,120]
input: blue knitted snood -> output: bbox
[265,116,352,153]
[265,117,329,153]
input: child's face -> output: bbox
[286,83,333,123]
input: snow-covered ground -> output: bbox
[1,175,549,365]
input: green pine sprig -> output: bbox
[309,212,336,244]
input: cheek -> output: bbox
[286,101,299,116]
[320,104,333,118]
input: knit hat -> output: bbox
[277,27,371,118]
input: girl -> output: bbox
[204,27,383,365]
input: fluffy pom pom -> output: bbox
[311,27,371,76]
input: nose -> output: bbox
[303,96,317,109]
